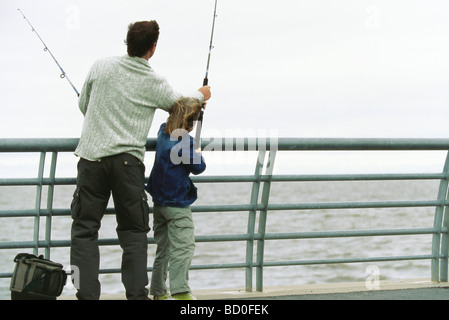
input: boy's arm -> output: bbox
[184,138,206,175]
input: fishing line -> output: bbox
[195,0,218,144]
[18,9,80,97]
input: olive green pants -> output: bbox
[150,204,195,296]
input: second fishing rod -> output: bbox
[18,9,80,97]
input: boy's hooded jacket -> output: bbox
[146,123,206,207]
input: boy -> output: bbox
[146,97,206,300]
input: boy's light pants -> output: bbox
[150,204,195,296]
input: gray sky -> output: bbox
[1,0,449,140]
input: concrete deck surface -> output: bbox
[58,278,449,300]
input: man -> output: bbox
[70,20,211,300]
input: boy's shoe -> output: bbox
[153,293,172,300]
[172,292,197,300]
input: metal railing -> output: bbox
[1,137,449,292]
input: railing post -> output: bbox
[432,151,449,281]
[439,151,449,282]
[255,150,276,292]
[245,150,265,292]
[34,152,46,256]
[44,151,58,259]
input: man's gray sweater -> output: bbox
[75,55,204,162]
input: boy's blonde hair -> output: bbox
[164,97,202,135]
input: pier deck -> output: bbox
[58,279,449,300]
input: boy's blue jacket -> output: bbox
[145,123,206,207]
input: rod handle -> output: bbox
[198,76,209,123]
[201,77,208,114]
[195,78,207,143]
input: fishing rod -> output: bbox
[18,9,80,97]
[195,0,218,145]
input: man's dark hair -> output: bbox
[126,21,160,57]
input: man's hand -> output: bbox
[198,85,211,101]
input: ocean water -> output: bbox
[0,150,446,299]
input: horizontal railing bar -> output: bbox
[194,200,448,212]
[49,234,255,247]
[272,138,449,151]
[0,254,437,279]
[0,178,76,186]
[5,252,437,279]
[193,173,447,183]
[2,138,449,152]
[189,263,249,270]
[0,138,80,152]
[267,173,447,182]
[0,241,38,249]
[1,172,445,187]
[262,254,435,267]
[2,226,444,251]
[194,200,446,212]
[205,200,449,211]
[264,228,445,240]
[0,208,115,218]
[2,199,448,218]
[0,234,254,250]
[98,262,251,276]
[195,234,253,242]
[267,200,446,210]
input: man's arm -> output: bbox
[198,85,211,102]
[78,67,94,115]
